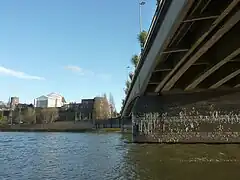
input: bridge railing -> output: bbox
[121,0,172,115]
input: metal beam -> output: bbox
[192,62,209,66]
[162,48,189,54]
[155,0,240,92]
[145,92,159,96]
[163,0,202,67]
[154,68,172,72]
[185,48,240,90]
[148,82,159,85]
[210,69,240,89]
[163,10,240,91]
[235,84,240,88]
[183,15,218,23]
[168,0,203,48]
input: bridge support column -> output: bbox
[131,89,240,143]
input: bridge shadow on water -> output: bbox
[121,134,240,180]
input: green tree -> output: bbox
[121,99,125,106]
[138,30,148,50]
[131,54,140,68]
[0,111,8,125]
[125,80,131,89]
[0,111,3,121]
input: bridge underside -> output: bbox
[147,0,240,94]
[132,89,240,143]
[123,0,240,143]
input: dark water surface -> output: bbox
[0,132,240,180]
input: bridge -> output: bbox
[121,0,240,143]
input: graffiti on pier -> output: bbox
[132,106,240,143]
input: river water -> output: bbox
[0,132,240,180]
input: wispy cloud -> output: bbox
[0,66,45,80]
[64,65,111,81]
[64,65,83,74]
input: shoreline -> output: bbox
[0,128,95,133]
[0,126,123,133]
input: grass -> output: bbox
[97,128,121,132]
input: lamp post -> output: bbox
[138,0,146,34]
[126,66,130,81]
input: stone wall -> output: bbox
[132,89,240,143]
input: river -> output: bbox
[0,132,240,180]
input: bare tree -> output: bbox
[49,108,59,123]
[102,94,110,119]
[109,93,117,118]
[22,107,36,124]
[40,108,59,123]
[93,98,102,119]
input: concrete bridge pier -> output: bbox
[131,89,240,143]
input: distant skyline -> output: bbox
[0,0,157,111]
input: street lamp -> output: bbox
[138,0,146,33]
[126,66,130,81]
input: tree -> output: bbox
[124,88,128,96]
[0,112,3,121]
[109,93,116,118]
[121,99,125,113]
[49,108,59,123]
[102,94,110,119]
[138,30,148,50]
[40,108,59,123]
[129,72,134,80]
[0,111,7,125]
[22,107,36,124]
[122,99,125,106]
[131,54,140,68]
[124,80,131,95]
[125,80,131,89]
[93,98,101,119]
[93,96,110,120]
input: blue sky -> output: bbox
[0,0,156,111]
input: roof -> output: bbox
[47,92,66,103]
[47,92,62,98]
[36,95,48,100]
[36,93,66,103]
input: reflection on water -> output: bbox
[126,143,240,180]
[0,132,240,180]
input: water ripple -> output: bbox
[0,132,240,180]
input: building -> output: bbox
[34,93,66,108]
[80,99,95,120]
[16,103,34,109]
[61,97,110,121]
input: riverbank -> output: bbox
[0,121,122,133]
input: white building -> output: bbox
[34,93,66,108]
